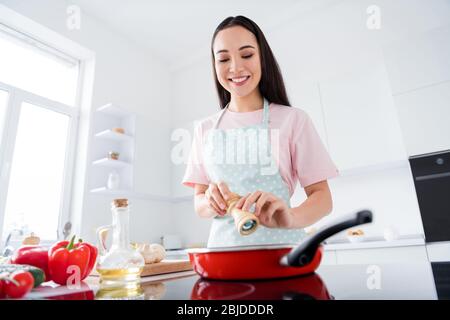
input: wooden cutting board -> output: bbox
[90,259,193,278]
[141,259,193,277]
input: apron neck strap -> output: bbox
[262,98,270,125]
[214,98,270,129]
[214,105,228,129]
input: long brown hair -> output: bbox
[211,16,291,109]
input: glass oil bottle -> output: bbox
[95,199,145,298]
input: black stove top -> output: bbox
[139,262,449,300]
[431,262,450,300]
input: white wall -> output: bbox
[170,0,450,246]
[1,0,174,244]
[383,23,450,156]
[3,0,448,248]
[291,165,424,240]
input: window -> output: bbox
[0,25,80,242]
[0,24,79,106]
[0,90,8,147]
[2,102,70,240]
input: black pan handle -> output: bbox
[280,210,373,267]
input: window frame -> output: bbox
[0,79,80,243]
[0,4,96,249]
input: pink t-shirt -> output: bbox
[182,103,339,196]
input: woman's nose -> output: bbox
[229,57,244,73]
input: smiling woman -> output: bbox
[211,17,290,111]
[182,16,339,248]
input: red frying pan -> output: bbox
[187,210,372,280]
[191,273,333,300]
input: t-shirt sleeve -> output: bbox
[181,122,210,188]
[291,112,339,188]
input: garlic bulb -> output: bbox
[136,243,166,264]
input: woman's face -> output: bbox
[213,26,262,99]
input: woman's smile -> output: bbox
[229,75,251,86]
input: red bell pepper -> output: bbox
[77,240,98,278]
[49,238,97,279]
[10,245,51,281]
[48,235,95,286]
[0,276,7,299]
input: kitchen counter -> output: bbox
[323,235,425,250]
[24,261,450,300]
[164,235,426,255]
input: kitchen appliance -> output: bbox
[191,272,332,300]
[187,210,372,280]
[409,150,450,242]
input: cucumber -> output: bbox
[0,263,46,287]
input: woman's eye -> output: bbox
[218,54,253,63]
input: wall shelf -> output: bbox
[94,129,133,142]
[89,103,136,194]
[89,189,183,203]
[90,187,133,195]
[96,103,130,117]
[92,158,131,169]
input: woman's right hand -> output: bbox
[204,182,233,216]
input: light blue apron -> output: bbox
[203,98,306,248]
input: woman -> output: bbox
[182,16,339,248]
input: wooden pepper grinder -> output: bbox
[226,193,260,236]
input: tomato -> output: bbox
[4,271,34,299]
[0,280,6,299]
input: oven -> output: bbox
[409,150,450,242]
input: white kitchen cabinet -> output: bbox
[321,250,337,265]
[382,24,450,156]
[288,79,330,151]
[171,121,195,198]
[318,61,407,171]
[335,245,428,265]
[393,81,450,156]
[89,103,136,194]
[426,242,450,262]
[382,25,450,96]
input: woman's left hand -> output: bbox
[234,191,293,228]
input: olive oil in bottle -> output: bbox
[95,199,145,296]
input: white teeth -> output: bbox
[231,76,249,83]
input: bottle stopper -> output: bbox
[113,198,128,208]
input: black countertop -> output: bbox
[26,262,450,300]
[140,262,450,300]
